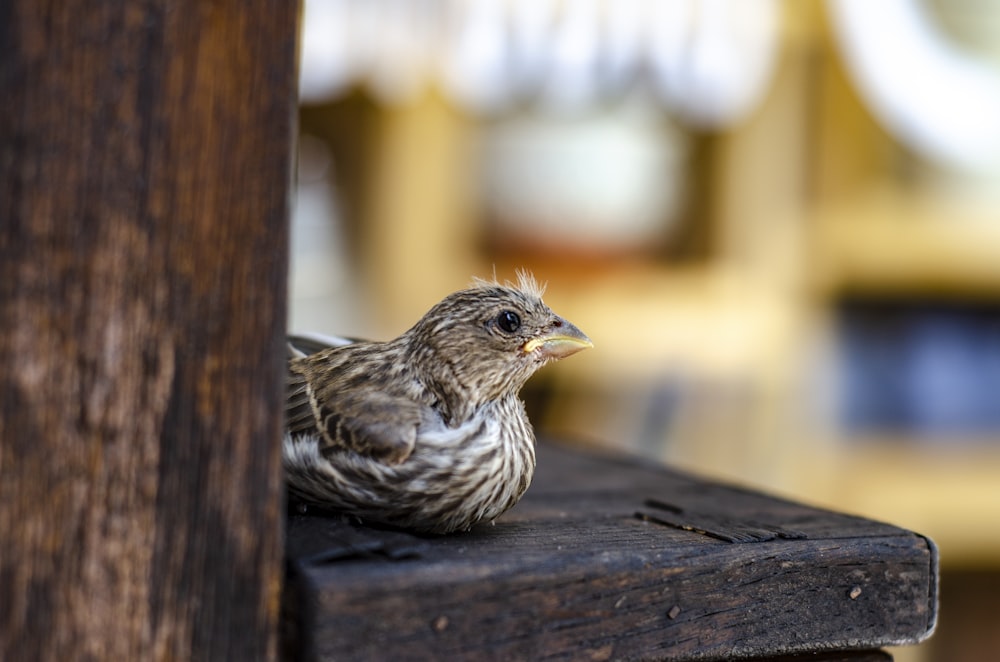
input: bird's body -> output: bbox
[283,274,591,533]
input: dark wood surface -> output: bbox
[0,2,298,659]
[284,441,937,661]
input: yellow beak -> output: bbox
[522,319,593,360]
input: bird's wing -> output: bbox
[286,354,421,465]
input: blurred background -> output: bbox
[288,1,1000,659]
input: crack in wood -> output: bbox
[637,499,809,543]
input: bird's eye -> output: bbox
[496,310,521,334]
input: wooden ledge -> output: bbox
[282,441,938,661]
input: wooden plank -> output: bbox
[0,2,299,660]
[284,442,937,661]
[756,653,892,662]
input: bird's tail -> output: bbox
[287,332,360,358]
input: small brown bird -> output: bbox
[283,273,592,534]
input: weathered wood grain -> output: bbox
[284,441,937,661]
[0,2,298,660]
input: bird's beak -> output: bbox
[523,319,593,360]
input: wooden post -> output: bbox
[0,2,299,660]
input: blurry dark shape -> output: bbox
[925,568,1000,662]
[837,298,1000,437]
[299,94,377,249]
[638,379,683,455]
[289,133,358,334]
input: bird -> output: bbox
[283,272,592,534]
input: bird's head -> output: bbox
[404,272,592,406]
